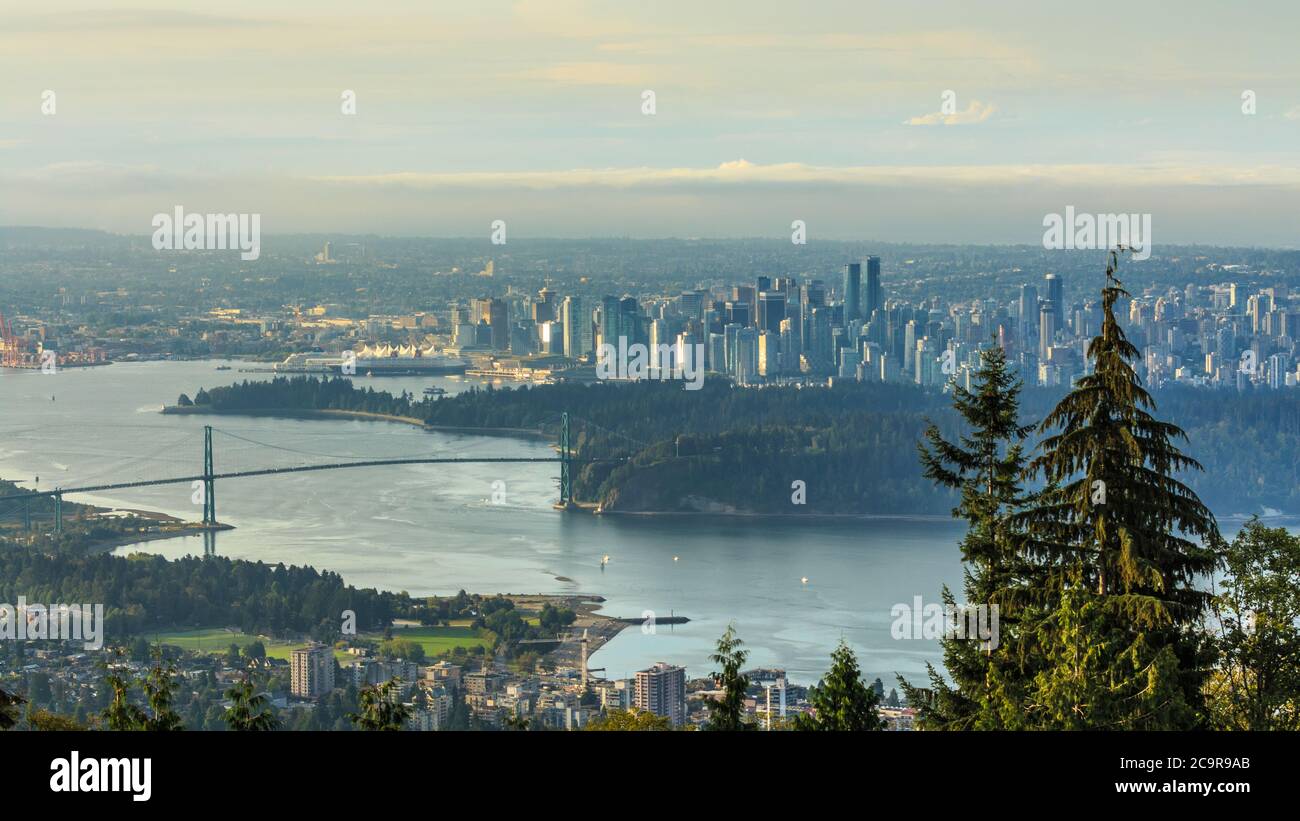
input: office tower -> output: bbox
[725,300,751,328]
[599,296,620,349]
[724,323,742,376]
[736,327,759,385]
[291,644,335,699]
[842,262,862,323]
[903,319,917,372]
[802,281,826,309]
[864,256,882,320]
[678,290,705,323]
[634,662,687,727]
[779,318,797,374]
[758,291,786,335]
[561,296,591,359]
[757,330,779,377]
[537,320,558,354]
[810,307,833,371]
[1045,274,1064,332]
[733,285,756,324]
[619,297,642,346]
[707,332,726,372]
[756,275,772,293]
[510,320,536,355]
[1039,301,1056,359]
[649,319,672,374]
[532,287,557,324]
[473,297,509,350]
[1019,285,1040,342]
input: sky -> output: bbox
[3,0,1300,245]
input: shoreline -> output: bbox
[160,405,550,439]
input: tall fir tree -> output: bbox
[707,623,753,731]
[903,342,1033,729]
[1014,249,1220,729]
[796,640,886,731]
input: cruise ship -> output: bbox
[276,343,469,376]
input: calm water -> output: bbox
[0,360,971,683]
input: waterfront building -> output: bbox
[634,662,687,726]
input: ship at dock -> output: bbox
[276,343,469,376]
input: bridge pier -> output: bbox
[559,412,571,507]
[202,425,217,526]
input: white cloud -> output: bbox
[905,100,997,126]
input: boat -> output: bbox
[215,365,232,371]
[423,386,447,396]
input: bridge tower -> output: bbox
[202,425,217,526]
[559,412,571,507]
[53,490,62,533]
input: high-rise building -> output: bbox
[532,287,557,324]
[1045,274,1064,333]
[735,327,759,385]
[634,662,686,726]
[864,256,882,320]
[473,297,509,350]
[291,644,335,699]
[757,291,786,335]
[1039,301,1056,359]
[598,295,622,349]
[561,296,592,359]
[1018,284,1038,341]
[842,262,862,323]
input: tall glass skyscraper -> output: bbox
[842,262,862,323]
[864,256,882,320]
[1045,273,1064,332]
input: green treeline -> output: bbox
[0,549,409,640]
[183,376,421,418]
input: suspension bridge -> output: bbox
[0,411,648,534]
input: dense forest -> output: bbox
[0,548,411,640]
[179,375,422,418]
[178,375,1300,516]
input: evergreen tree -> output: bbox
[904,342,1032,729]
[141,660,185,731]
[224,674,281,731]
[795,640,885,731]
[349,677,410,731]
[1206,519,1300,730]
[706,623,752,731]
[1014,249,1220,729]
[101,668,148,731]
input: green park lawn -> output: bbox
[149,624,491,662]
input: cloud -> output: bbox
[307,159,1300,190]
[905,99,997,126]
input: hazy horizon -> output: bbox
[4,1,1300,244]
